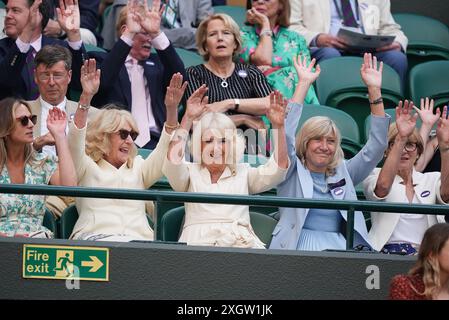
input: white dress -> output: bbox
[162,156,288,248]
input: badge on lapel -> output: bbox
[420,190,431,198]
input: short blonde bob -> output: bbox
[295,116,344,176]
[86,105,139,168]
[196,13,242,61]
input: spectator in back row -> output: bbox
[186,13,272,153]
[289,0,408,90]
[90,0,185,149]
[0,0,85,100]
[0,98,76,238]
[101,0,213,51]
[270,54,389,251]
[363,101,449,255]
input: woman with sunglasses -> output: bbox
[68,59,184,242]
[363,101,449,255]
[0,98,76,238]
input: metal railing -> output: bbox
[1,184,448,249]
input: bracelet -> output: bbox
[369,97,383,105]
[164,122,180,130]
[78,103,90,110]
[260,29,273,37]
[234,98,240,111]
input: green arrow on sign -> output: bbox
[82,256,103,272]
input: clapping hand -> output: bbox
[47,107,67,140]
[165,73,188,111]
[395,100,418,138]
[293,55,321,85]
[266,91,287,129]
[360,53,383,89]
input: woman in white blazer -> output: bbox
[269,53,390,251]
[68,59,183,242]
[363,101,449,254]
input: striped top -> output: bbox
[185,63,272,113]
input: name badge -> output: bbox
[237,70,248,78]
[146,61,155,66]
[420,190,431,198]
[163,3,178,29]
[333,187,344,196]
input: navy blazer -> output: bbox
[0,36,86,100]
[269,103,390,251]
[89,38,186,139]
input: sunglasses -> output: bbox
[17,115,37,126]
[117,129,138,141]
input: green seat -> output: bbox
[43,208,58,238]
[85,44,107,53]
[393,13,449,69]
[174,48,203,68]
[409,60,449,110]
[60,205,79,239]
[241,153,268,167]
[160,206,278,247]
[137,148,152,159]
[213,5,247,26]
[315,56,403,141]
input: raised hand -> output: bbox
[136,0,164,38]
[47,107,67,139]
[437,106,449,149]
[395,100,418,138]
[20,0,43,42]
[80,59,101,98]
[292,55,321,85]
[414,97,440,128]
[266,91,287,129]
[126,0,142,35]
[165,73,188,111]
[56,0,80,37]
[186,85,208,121]
[360,53,383,89]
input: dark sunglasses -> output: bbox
[17,115,37,126]
[117,129,138,141]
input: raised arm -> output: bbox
[266,91,288,169]
[73,59,101,130]
[48,108,76,186]
[414,98,440,172]
[56,0,82,42]
[437,106,449,202]
[374,101,418,198]
[360,53,385,117]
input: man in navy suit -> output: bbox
[0,0,86,100]
[90,0,185,149]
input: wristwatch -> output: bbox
[234,98,240,111]
[78,103,90,110]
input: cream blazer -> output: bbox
[289,0,408,50]
[363,168,447,251]
[68,123,172,240]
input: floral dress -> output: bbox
[239,25,319,104]
[0,153,57,238]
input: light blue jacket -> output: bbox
[269,103,390,250]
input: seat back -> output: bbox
[60,205,79,239]
[160,206,185,241]
[213,5,247,26]
[43,208,58,238]
[137,148,152,159]
[249,211,278,247]
[174,48,203,68]
[409,60,449,107]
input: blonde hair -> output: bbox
[0,98,40,172]
[387,123,424,156]
[190,112,245,173]
[86,105,138,168]
[295,116,344,176]
[116,6,128,37]
[196,13,242,61]
[409,223,449,299]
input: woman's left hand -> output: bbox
[266,90,287,128]
[164,72,187,111]
[437,105,449,148]
[80,59,101,99]
[47,107,67,139]
[414,97,440,128]
[360,53,383,89]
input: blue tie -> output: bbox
[26,47,39,100]
[340,0,358,27]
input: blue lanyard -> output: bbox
[333,0,360,22]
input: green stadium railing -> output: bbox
[1,184,448,250]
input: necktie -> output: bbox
[130,59,151,148]
[26,47,39,100]
[340,0,358,27]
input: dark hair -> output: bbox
[247,0,291,27]
[34,44,72,70]
[16,0,52,31]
